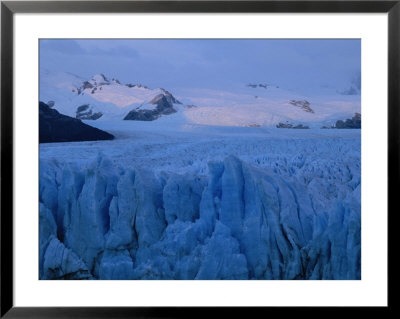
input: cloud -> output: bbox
[39,39,361,92]
[40,39,86,55]
[85,44,139,58]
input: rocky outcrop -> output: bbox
[125,83,149,89]
[160,88,182,105]
[335,113,361,129]
[247,83,269,89]
[64,74,182,121]
[39,101,114,143]
[276,122,310,129]
[124,94,177,121]
[289,100,315,113]
[76,104,103,120]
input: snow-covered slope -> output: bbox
[40,70,182,121]
[177,85,360,128]
[40,71,360,127]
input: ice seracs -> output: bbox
[39,148,361,280]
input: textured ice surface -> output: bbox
[39,127,360,280]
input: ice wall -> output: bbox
[39,154,360,280]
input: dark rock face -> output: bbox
[289,100,315,113]
[39,102,114,143]
[148,93,166,106]
[160,89,182,105]
[276,122,310,129]
[123,110,159,121]
[82,81,94,90]
[76,104,103,120]
[247,83,268,89]
[76,104,89,113]
[124,94,177,121]
[125,83,149,89]
[335,113,361,129]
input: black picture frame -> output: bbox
[1,0,396,317]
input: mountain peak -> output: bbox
[148,93,166,105]
[91,74,109,83]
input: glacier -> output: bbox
[39,138,360,280]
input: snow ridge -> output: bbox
[39,154,360,280]
[40,71,182,121]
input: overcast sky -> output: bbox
[40,39,360,93]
